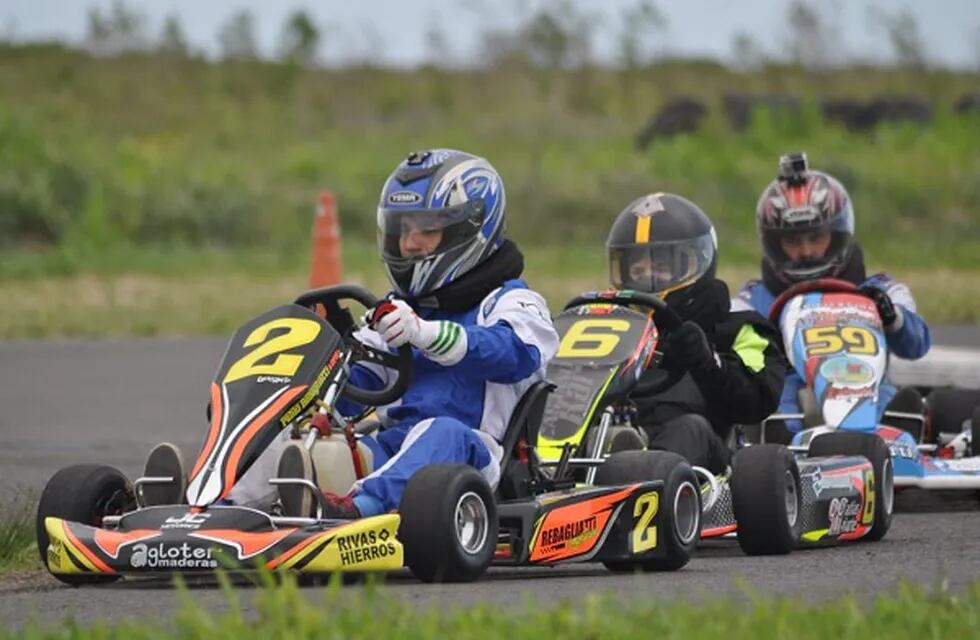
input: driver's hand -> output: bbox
[370,299,468,365]
[858,285,900,329]
[371,299,427,348]
[662,321,717,374]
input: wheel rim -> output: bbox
[784,470,799,527]
[454,491,489,555]
[881,458,894,516]
[673,481,700,545]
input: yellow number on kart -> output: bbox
[631,491,660,554]
[803,326,878,357]
[557,319,631,358]
[861,469,875,526]
[224,318,322,384]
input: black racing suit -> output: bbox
[628,278,786,473]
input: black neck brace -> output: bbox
[410,240,525,312]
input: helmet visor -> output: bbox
[609,233,715,294]
[377,200,486,268]
[761,225,853,281]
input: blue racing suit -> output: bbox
[342,279,559,514]
[731,273,931,432]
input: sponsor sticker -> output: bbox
[387,191,422,205]
[820,356,874,387]
[827,496,861,535]
[130,542,218,569]
[161,512,211,531]
[808,469,856,497]
[336,529,397,566]
[538,516,599,552]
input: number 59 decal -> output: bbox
[224,318,322,384]
[803,325,878,357]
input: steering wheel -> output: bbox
[293,285,412,406]
[562,289,685,395]
[767,278,862,325]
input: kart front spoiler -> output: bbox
[44,506,402,579]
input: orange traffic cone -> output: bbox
[309,191,342,288]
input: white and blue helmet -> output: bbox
[377,149,507,298]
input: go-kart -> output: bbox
[761,278,980,494]
[36,285,701,585]
[535,289,892,555]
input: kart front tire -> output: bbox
[809,432,893,542]
[36,464,131,586]
[731,444,801,555]
[399,464,497,583]
[594,450,701,572]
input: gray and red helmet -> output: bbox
[756,152,855,284]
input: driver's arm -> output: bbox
[876,278,931,360]
[454,289,559,383]
[691,313,787,426]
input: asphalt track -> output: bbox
[1,327,978,629]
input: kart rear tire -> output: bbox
[399,464,497,583]
[926,388,980,443]
[594,450,701,572]
[972,407,980,457]
[808,432,893,542]
[36,464,131,586]
[731,445,801,555]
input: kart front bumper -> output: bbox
[44,511,403,578]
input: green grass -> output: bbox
[3,571,979,639]
[0,242,976,339]
[1,43,979,268]
[0,44,977,337]
[0,495,39,575]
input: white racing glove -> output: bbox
[369,299,468,366]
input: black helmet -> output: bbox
[606,192,718,298]
[756,152,855,285]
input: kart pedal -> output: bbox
[277,441,314,517]
[142,442,187,506]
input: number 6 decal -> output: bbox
[557,319,631,358]
[224,318,322,384]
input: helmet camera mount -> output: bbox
[778,151,809,186]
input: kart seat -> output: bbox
[496,380,555,500]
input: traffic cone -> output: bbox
[309,191,342,288]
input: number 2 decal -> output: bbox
[803,326,878,356]
[224,318,322,384]
[631,491,659,554]
[557,319,631,358]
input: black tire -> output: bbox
[809,432,893,542]
[731,444,801,555]
[594,450,701,572]
[926,388,980,442]
[399,464,497,583]
[972,407,980,457]
[36,464,131,586]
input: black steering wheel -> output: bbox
[293,285,412,407]
[562,289,685,395]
